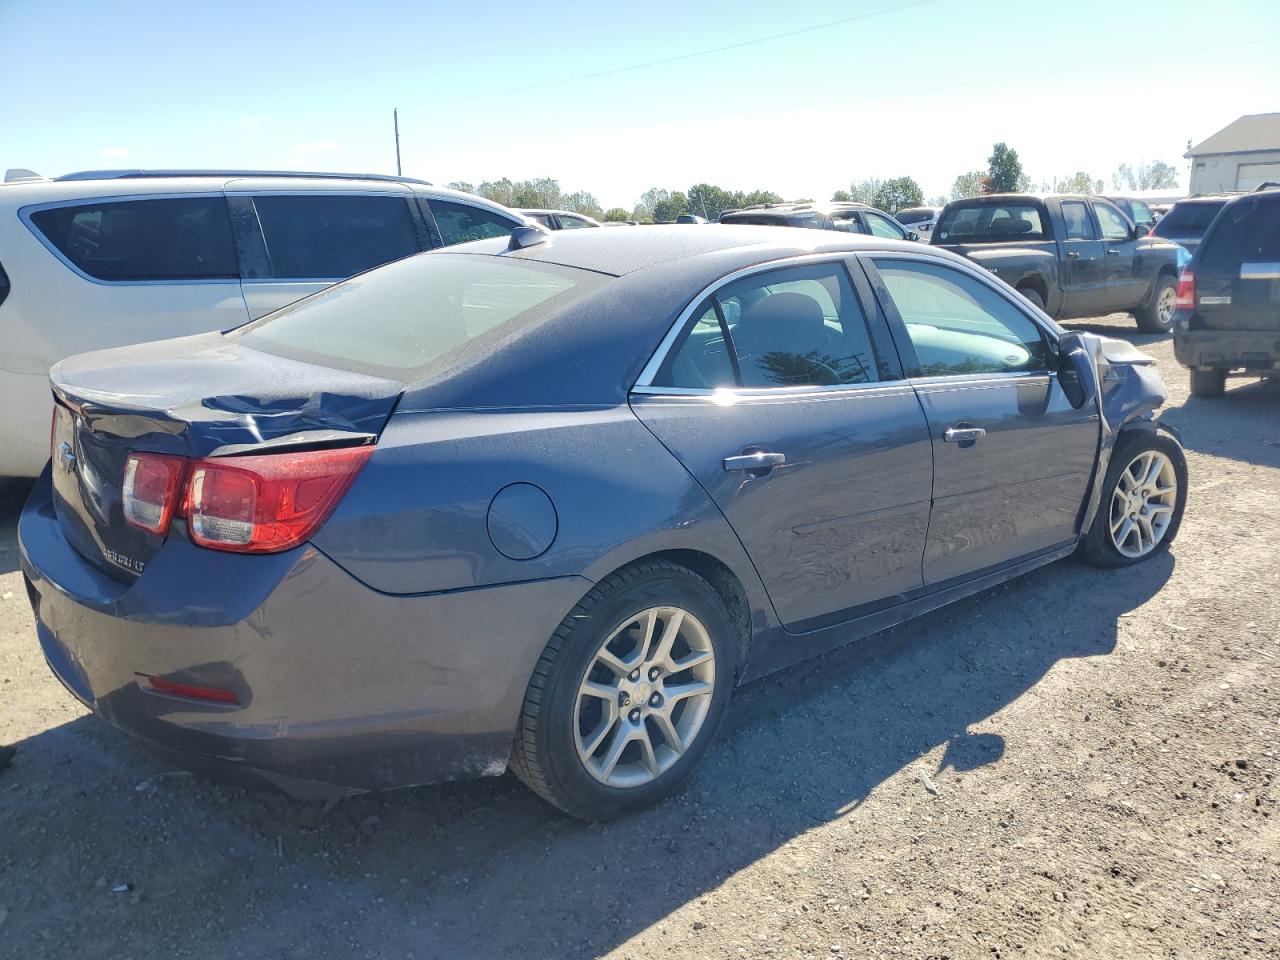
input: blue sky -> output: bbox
[2,0,1277,208]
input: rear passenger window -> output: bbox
[654,263,881,389]
[864,212,905,239]
[1061,201,1095,240]
[253,194,421,279]
[830,212,866,234]
[28,197,237,281]
[874,259,1049,376]
[430,200,518,245]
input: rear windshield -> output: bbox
[720,213,790,226]
[895,208,934,225]
[236,252,608,377]
[1200,196,1280,269]
[1152,201,1226,238]
[935,203,1046,243]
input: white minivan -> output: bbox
[0,170,529,477]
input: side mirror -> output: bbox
[905,230,920,242]
[1056,332,1097,409]
[1132,223,1150,239]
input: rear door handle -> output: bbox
[723,451,785,472]
[943,427,987,444]
[1106,249,1121,256]
[1066,251,1081,259]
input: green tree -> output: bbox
[652,191,690,223]
[561,190,603,216]
[602,207,631,222]
[950,170,985,200]
[1048,171,1103,194]
[633,187,672,222]
[984,143,1027,194]
[446,181,475,194]
[872,176,925,214]
[832,189,853,202]
[842,178,884,205]
[479,177,562,209]
[687,183,738,220]
[1111,160,1180,191]
[736,189,783,208]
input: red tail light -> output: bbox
[143,675,239,704]
[1175,271,1196,310]
[123,453,187,535]
[184,446,373,553]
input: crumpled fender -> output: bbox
[1075,334,1178,537]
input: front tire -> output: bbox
[509,560,737,820]
[1081,430,1187,568]
[1135,274,1177,333]
[1017,286,1046,312]
[1190,367,1226,398]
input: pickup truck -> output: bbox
[931,194,1185,332]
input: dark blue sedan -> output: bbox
[20,225,1187,819]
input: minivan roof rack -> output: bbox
[54,169,433,186]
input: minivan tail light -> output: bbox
[1175,271,1196,310]
[123,453,186,535]
[184,446,373,553]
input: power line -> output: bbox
[421,0,936,107]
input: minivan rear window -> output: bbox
[28,197,237,281]
[935,203,1046,242]
[236,252,608,377]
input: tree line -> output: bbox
[448,146,1182,223]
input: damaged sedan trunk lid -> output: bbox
[48,331,401,582]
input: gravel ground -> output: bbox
[1,313,1277,960]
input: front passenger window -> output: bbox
[873,259,1049,376]
[1093,201,1132,241]
[430,200,518,245]
[864,212,906,239]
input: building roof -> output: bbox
[1186,113,1280,158]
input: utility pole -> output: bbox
[394,108,402,177]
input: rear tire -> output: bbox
[1189,367,1226,398]
[509,559,737,820]
[1017,286,1046,312]
[1135,274,1177,333]
[1081,430,1187,568]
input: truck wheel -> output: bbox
[1017,286,1045,311]
[1135,275,1177,333]
[1189,367,1226,398]
[1081,430,1187,568]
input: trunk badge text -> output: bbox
[57,441,76,473]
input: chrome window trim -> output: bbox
[631,251,881,393]
[19,192,242,287]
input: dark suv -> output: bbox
[719,202,914,240]
[1151,195,1238,255]
[1173,186,1280,397]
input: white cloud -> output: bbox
[99,147,130,158]
[288,140,341,155]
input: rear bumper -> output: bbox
[19,470,589,799]
[1173,328,1280,372]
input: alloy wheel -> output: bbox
[574,606,715,788]
[1157,286,1177,326]
[1109,450,1178,558]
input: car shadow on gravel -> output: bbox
[0,478,33,575]
[2,550,1175,959]
[1163,377,1280,469]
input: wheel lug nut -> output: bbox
[649,692,662,707]
[628,708,641,723]
[629,669,640,682]
[620,693,630,706]
[648,667,661,681]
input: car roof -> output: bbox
[439,223,939,278]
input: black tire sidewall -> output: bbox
[1086,430,1188,567]
[1137,275,1177,332]
[536,567,736,818]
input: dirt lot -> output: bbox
[1,313,1277,960]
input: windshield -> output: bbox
[1152,201,1227,238]
[236,252,608,377]
[935,203,1046,243]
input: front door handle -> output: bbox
[1106,248,1121,256]
[723,450,785,473]
[943,426,987,445]
[1066,251,1081,259]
